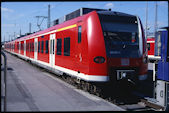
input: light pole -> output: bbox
[154,1,158,36]
[48,4,51,28]
[145,1,148,39]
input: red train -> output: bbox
[4,8,148,84]
[147,36,161,61]
[147,37,155,56]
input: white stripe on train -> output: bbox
[8,50,109,82]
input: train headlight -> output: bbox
[94,56,105,64]
[122,72,126,78]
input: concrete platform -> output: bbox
[1,51,124,111]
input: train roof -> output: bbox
[52,7,108,26]
[97,11,135,17]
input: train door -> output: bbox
[24,41,26,56]
[76,24,83,72]
[19,42,21,54]
[34,38,38,60]
[49,34,55,67]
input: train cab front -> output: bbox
[97,11,148,85]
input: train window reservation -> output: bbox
[64,37,70,56]
[46,40,49,54]
[57,38,62,55]
[78,26,82,43]
[41,41,44,53]
[38,41,40,53]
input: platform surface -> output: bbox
[1,51,124,111]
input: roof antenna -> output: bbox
[108,8,111,11]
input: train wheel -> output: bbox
[82,81,90,92]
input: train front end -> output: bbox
[97,11,148,84]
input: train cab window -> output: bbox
[45,40,49,54]
[64,37,70,56]
[38,41,40,53]
[56,38,62,55]
[78,26,82,43]
[41,41,44,53]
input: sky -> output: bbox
[1,1,168,42]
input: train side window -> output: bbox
[64,37,70,56]
[21,43,22,50]
[147,43,150,51]
[78,26,82,43]
[57,38,62,55]
[38,41,40,53]
[46,40,49,54]
[41,41,44,53]
[53,39,55,54]
[32,42,34,52]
